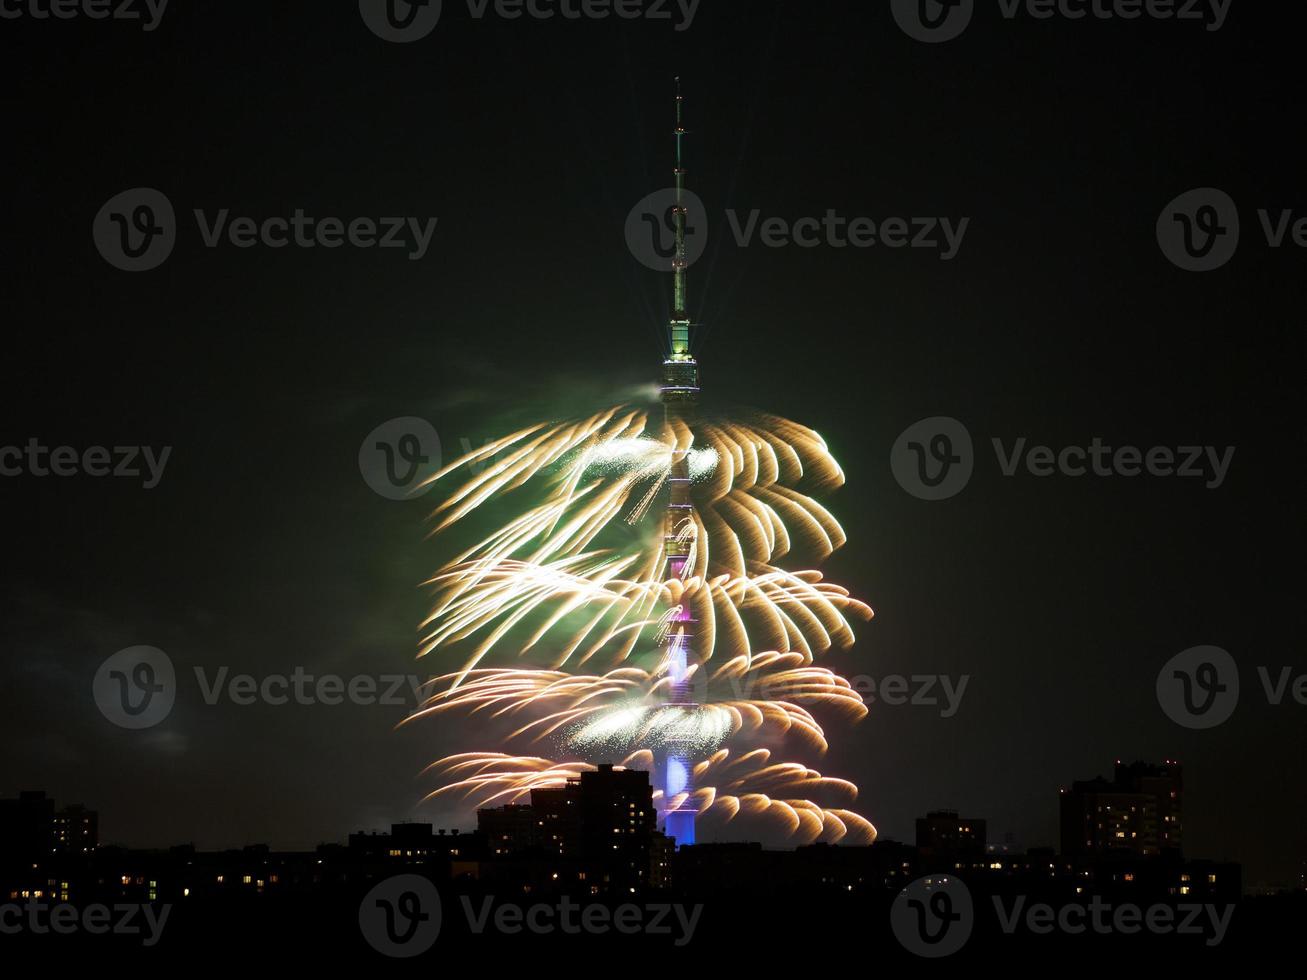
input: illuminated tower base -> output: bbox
[658,588,696,846]
[664,798,697,846]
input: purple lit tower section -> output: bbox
[658,79,700,846]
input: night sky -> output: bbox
[2,1,1302,888]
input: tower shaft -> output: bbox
[659,78,699,847]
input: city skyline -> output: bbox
[0,755,1262,956]
[0,755,1258,874]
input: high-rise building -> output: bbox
[1059,759,1183,858]
[0,791,98,860]
[479,765,659,892]
[576,764,656,891]
[477,803,537,857]
[52,803,98,855]
[915,810,987,865]
[0,790,56,861]
[530,784,578,859]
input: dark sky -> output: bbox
[1,1,1302,887]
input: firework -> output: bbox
[408,85,875,845]
[422,748,875,845]
[407,400,876,844]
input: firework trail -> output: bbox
[405,83,874,845]
[406,402,876,844]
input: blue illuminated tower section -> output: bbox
[659,78,700,846]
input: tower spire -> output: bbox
[670,76,691,360]
[661,80,699,404]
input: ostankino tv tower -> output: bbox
[658,78,700,846]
